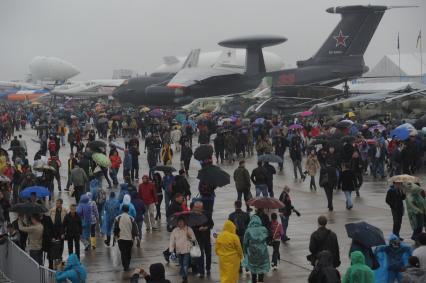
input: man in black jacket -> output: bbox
[228,200,250,245]
[308,215,340,268]
[385,181,406,239]
[63,204,82,259]
[251,161,268,197]
[263,162,276,198]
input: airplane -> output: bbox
[0,81,50,101]
[51,79,125,98]
[113,5,411,106]
[112,49,284,105]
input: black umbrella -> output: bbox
[167,211,208,227]
[197,165,230,187]
[10,202,48,215]
[340,136,356,144]
[154,165,177,173]
[345,222,385,248]
[194,144,214,161]
[335,120,353,129]
[258,154,283,163]
[310,139,328,145]
[87,140,107,150]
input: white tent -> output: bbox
[366,53,426,83]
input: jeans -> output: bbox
[197,239,212,274]
[109,168,119,185]
[344,191,353,208]
[391,210,403,237]
[324,185,334,210]
[29,249,43,265]
[136,220,143,239]
[292,159,304,179]
[131,166,139,181]
[373,159,385,177]
[118,239,133,269]
[267,182,274,198]
[271,241,280,266]
[255,184,268,197]
[280,214,289,239]
[178,253,190,279]
[67,236,80,259]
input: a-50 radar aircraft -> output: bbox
[113,5,411,106]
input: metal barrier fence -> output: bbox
[0,239,56,283]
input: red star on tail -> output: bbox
[333,30,349,47]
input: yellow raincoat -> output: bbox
[215,220,243,283]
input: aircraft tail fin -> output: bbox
[181,49,201,69]
[244,76,273,98]
[303,5,389,65]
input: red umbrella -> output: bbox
[366,139,377,145]
[247,197,285,209]
[300,110,313,117]
[111,115,122,121]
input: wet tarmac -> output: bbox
[15,128,422,282]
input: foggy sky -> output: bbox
[0,0,425,81]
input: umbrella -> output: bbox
[247,197,285,209]
[300,110,313,117]
[175,113,186,123]
[167,211,208,228]
[97,117,108,124]
[310,139,328,145]
[254,118,265,125]
[390,127,410,140]
[388,174,420,184]
[150,109,163,117]
[345,222,385,248]
[194,144,214,161]
[288,124,303,130]
[336,120,353,128]
[221,118,232,123]
[111,115,122,121]
[140,106,150,112]
[87,140,107,150]
[0,175,10,183]
[109,141,125,150]
[347,112,356,118]
[92,153,111,167]
[33,164,56,173]
[369,124,386,133]
[70,115,78,119]
[366,139,377,145]
[365,120,380,126]
[154,165,177,173]
[20,186,51,199]
[10,202,48,214]
[197,165,230,187]
[258,154,283,163]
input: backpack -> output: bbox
[113,215,139,239]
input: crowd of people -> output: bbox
[0,101,425,283]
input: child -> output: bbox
[270,213,283,270]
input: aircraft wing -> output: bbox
[384,88,426,102]
[167,67,241,88]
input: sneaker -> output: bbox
[104,240,110,247]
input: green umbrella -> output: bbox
[92,153,111,168]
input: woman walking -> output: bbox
[215,220,243,283]
[169,216,195,283]
[305,149,321,191]
[243,215,270,283]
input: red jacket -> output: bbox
[109,155,122,169]
[138,182,157,205]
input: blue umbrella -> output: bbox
[345,221,385,248]
[20,186,51,199]
[254,118,265,125]
[175,113,186,124]
[390,127,410,140]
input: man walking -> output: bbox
[250,161,268,197]
[114,205,137,271]
[233,161,252,212]
[69,163,89,203]
[138,175,158,232]
[63,204,82,259]
[386,181,406,239]
[308,215,340,268]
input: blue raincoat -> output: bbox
[101,195,120,236]
[374,234,412,283]
[242,215,270,274]
[77,195,91,241]
[120,194,136,218]
[55,253,87,283]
